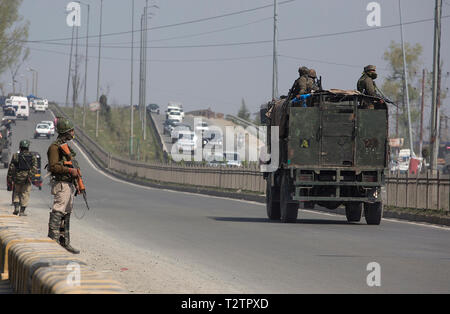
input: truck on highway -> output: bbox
[261,90,388,225]
[10,96,29,120]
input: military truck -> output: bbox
[0,125,10,168]
[261,90,388,225]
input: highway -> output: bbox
[1,109,450,293]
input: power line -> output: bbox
[24,0,297,44]
[23,14,450,50]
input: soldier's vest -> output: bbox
[50,138,77,183]
[12,152,33,184]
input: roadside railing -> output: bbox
[51,103,449,211]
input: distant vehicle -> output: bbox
[148,104,160,114]
[34,100,46,113]
[397,149,411,173]
[10,96,29,120]
[2,107,16,124]
[166,101,183,119]
[171,124,192,143]
[163,119,179,135]
[167,110,183,122]
[195,121,209,133]
[0,125,10,168]
[43,99,49,110]
[223,151,242,167]
[41,120,55,136]
[175,130,197,153]
[34,123,52,139]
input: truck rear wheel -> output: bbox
[280,173,298,223]
[345,203,362,222]
[266,174,280,220]
[364,202,383,225]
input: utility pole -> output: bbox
[430,0,442,171]
[130,0,135,158]
[74,21,79,120]
[65,26,75,107]
[96,0,103,138]
[419,69,425,158]
[398,0,414,156]
[143,1,148,141]
[81,2,90,129]
[272,0,279,100]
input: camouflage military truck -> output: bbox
[0,125,10,168]
[261,90,388,225]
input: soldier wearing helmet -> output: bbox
[7,140,38,216]
[307,69,320,93]
[46,117,80,254]
[357,65,379,97]
[290,66,310,98]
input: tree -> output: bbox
[237,98,250,121]
[382,41,448,148]
[0,0,29,84]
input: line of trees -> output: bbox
[0,0,29,95]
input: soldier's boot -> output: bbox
[19,206,27,216]
[48,210,64,241]
[13,203,20,215]
[62,213,80,254]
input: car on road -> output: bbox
[167,110,183,122]
[148,104,160,114]
[163,119,179,135]
[2,107,16,124]
[41,120,55,136]
[171,123,192,143]
[224,152,242,167]
[34,123,52,139]
[195,121,209,133]
[34,100,46,113]
[175,130,198,154]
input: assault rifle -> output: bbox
[60,143,90,210]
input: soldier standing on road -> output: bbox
[47,118,81,254]
[7,140,38,216]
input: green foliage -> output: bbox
[237,98,250,121]
[0,0,29,78]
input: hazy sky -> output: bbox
[2,0,449,123]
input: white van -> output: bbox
[167,101,184,119]
[11,96,29,120]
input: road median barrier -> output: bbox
[0,212,127,294]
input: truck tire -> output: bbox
[364,202,383,225]
[345,203,362,222]
[280,173,298,223]
[266,174,280,220]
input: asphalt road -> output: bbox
[2,109,450,293]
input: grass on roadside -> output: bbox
[60,105,162,162]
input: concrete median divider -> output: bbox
[0,210,127,294]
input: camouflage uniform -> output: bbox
[357,65,378,97]
[291,66,310,97]
[47,118,80,254]
[7,141,38,216]
[308,69,320,93]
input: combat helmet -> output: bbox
[298,66,309,76]
[364,65,376,73]
[56,118,74,134]
[308,69,317,79]
[19,140,30,149]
